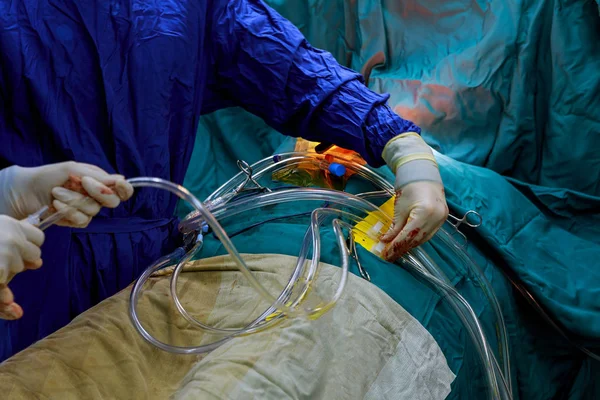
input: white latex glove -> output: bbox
[0,215,45,320]
[0,162,134,228]
[379,133,449,261]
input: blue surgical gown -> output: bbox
[0,0,419,360]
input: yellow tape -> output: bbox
[351,195,396,256]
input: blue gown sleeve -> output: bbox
[205,0,421,167]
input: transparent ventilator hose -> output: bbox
[127,178,388,320]
[128,184,370,353]
[178,152,394,235]
[124,176,510,400]
[196,153,512,362]
[177,153,513,400]
[127,177,306,319]
[204,189,512,400]
[169,209,353,335]
[358,190,513,397]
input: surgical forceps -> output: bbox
[447,210,483,247]
[234,160,272,195]
[347,234,370,281]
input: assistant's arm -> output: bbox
[205,0,420,167]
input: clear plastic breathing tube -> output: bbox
[129,210,355,353]
[208,189,511,400]
[433,229,513,397]
[176,153,513,400]
[191,152,512,365]
[127,178,302,319]
[357,190,512,397]
[126,154,512,399]
[130,180,510,399]
[178,152,393,235]
[127,178,366,323]
[129,184,396,343]
[128,178,389,354]
[408,248,511,400]
[168,208,354,335]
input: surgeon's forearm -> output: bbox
[303,79,421,167]
[208,0,421,166]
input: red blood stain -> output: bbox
[393,240,406,251]
[393,242,408,253]
[63,174,115,195]
[383,230,425,260]
[49,176,118,214]
[395,189,403,197]
[390,239,413,257]
[407,228,420,239]
[63,175,86,195]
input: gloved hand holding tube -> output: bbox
[380,133,449,261]
[0,162,134,319]
[0,162,134,227]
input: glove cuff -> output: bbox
[382,133,443,188]
[0,167,16,216]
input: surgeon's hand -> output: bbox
[379,133,448,261]
[0,162,134,228]
[0,215,45,320]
